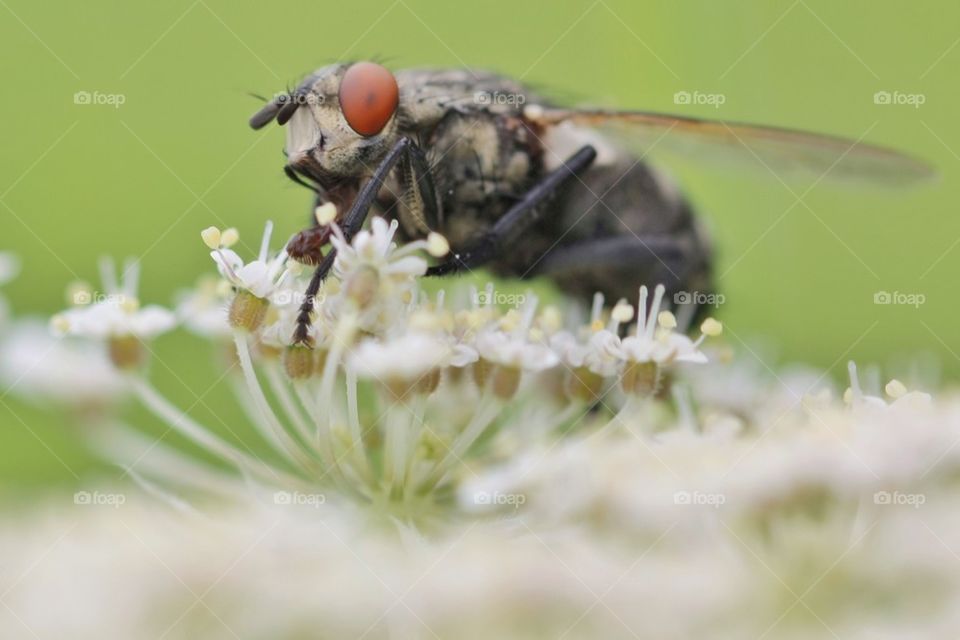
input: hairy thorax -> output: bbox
[381,110,543,251]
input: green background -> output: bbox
[1,0,958,486]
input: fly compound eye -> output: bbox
[339,62,400,137]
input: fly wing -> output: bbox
[527,108,936,187]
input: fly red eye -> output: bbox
[339,62,399,137]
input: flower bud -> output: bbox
[228,291,269,332]
[492,366,522,400]
[283,345,315,379]
[415,369,442,395]
[565,367,604,401]
[473,359,493,388]
[622,361,661,396]
[108,335,144,370]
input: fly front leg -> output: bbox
[291,137,437,346]
[426,145,597,276]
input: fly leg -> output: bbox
[292,137,435,346]
[530,235,691,287]
[529,232,713,324]
[426,145,597,276]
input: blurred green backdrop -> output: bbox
[2,0,958,486]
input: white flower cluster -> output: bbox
[3,384,960,640]
[39,217,722,510]
[0,216,955,639]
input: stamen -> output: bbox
[885,379,908,399]
[519,293,539,333]
[426,232,450,257]
[259,221,274,263]
[122,258,141,299]
[590,292,604,326]
[847,361,863,400]
[645,285,665,340]
[220,228,240,247]
[99,256,119,295]
[610,300,633,332]
[233,331,315,471]
[201,226,222,250]
[637,286,648,337]
[658,310,677,330]
[314,202,337,225]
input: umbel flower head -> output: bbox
[17,214,960,639]
[42,216,723,518]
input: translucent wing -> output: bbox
[528,108,935,186]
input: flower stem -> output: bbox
[233,332,315,472]
[264,363,322,454]
[128,375,297,486]
[422,392,501,490]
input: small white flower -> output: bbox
[0,320,126,407]
[327,217,440,335]
[211,221,290,299]
[844,361,932,412]
[175,276,232,339]
[582,329,625,376]
[620,285,712,366]
[331,217,428,283]
[475,295,558,371]
[51,258,176,340]
[349,332,455,382]
[549,330,590,368]
[476,333,558,371]
[551,326,624,378]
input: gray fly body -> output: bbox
[250,62,933,345]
